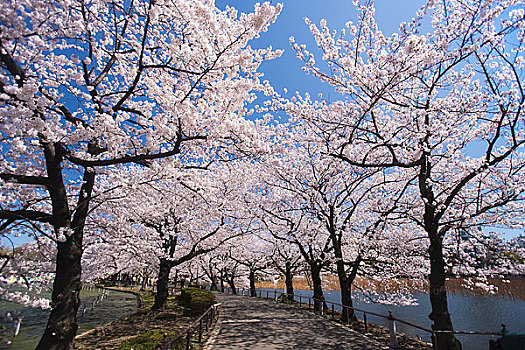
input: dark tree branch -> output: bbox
[0,42,25,87]
[0,210,54,224]
[0,173,49,187]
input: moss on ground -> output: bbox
[138,290,155,311]
[118,329,184,350]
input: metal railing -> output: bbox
[223,287,506,350]
[155,302,221,350]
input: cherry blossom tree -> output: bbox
[0,0,282,347]
[257,176,334,311]
[90,161,258,310]
[0,238,54,309]
[82,215,159,287]
[259,126,428,321]
[265,234,303,302]
[197,246,238,293]
[445,230,525,283]
[198,253,222,291]
[221,253,242,294]
[229,234,271,297]
[282,1,525,348]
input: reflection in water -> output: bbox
[0,287,139,350]
[258,288,525,350]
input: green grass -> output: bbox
[119,329,185,350]
[139,290,156,311]
[140,290,179,311]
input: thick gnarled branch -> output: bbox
[0,210,54,224]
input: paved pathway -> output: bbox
[206,294,389,350]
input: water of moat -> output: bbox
[0,287,139,349]
[254,287,525,350]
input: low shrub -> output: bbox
[179,287,215,315]
[119,329,185,350]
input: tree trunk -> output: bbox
[141,272,149,291]
[419,149,461,350]
[249,270,257,297]
[203,265,218,291]
[285,262,294,302]
[328,220,357,322]
[210,277,219,291]
[36,164,95,350]
[227,275,237,295]
[123,273,131,287]
[36,239,82,350]
[338,272,357,322]
[428,230,462,350]
[330,226,358,323]
[219,269,225,293]
[310,264,325,312]
[109,273,118,286]
[152,258,172,310]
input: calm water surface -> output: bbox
[0,287,139,349]
[256,287,525,350]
